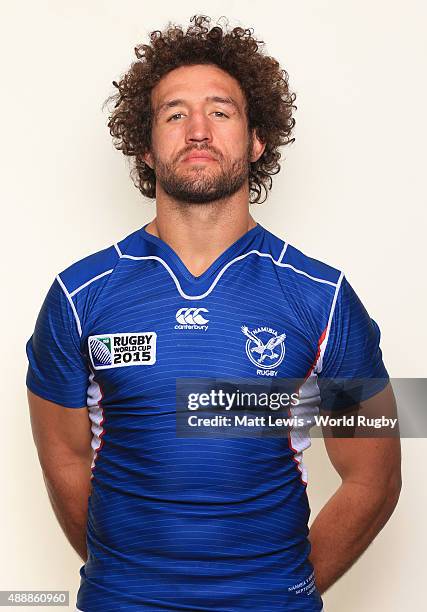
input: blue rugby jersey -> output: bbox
[25,222,389,612]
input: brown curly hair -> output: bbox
[104,14,297,204]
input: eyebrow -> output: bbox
[156,95,241,118]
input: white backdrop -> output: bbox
[2,1,426,610]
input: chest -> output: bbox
[82,280,320,406]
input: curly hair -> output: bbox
[104,14,297,204]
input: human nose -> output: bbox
[185,111,213,144]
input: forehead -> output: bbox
[151,64,246,109]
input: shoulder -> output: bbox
[56,227,142,295]
[261,225,343,289]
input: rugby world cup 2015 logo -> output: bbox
[88,332,157,369]
[89,336,112,367]
[241,325,286,373]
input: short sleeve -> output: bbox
[316,275,389,412]
[25,276,90,408]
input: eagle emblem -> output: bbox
[241,325,286,370]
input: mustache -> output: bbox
[177,145,221,162]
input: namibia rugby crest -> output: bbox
[241,325,286,371]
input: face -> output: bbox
[144,64,265,204]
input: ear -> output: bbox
[142,150,154,169]
[249,128,266,163]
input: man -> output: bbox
[26,15,401,612]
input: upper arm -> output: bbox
[316,274,390,412]
[27,389,93,473]
[25,276,93,471]
[316,276,401,491]
[25,276,90,408]
[322,383,402,493]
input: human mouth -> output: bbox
[182,152,217,162]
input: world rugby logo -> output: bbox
[89,337,112,367]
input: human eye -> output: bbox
[212,111,229,118]
[167,112,185,122]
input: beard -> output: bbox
[150,137,253,204]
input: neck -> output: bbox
[144,187,257,277]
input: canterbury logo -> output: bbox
[176,308,209,325]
